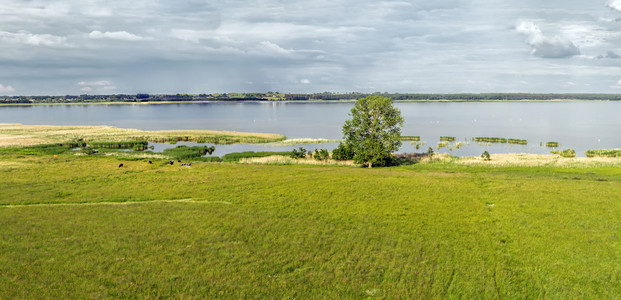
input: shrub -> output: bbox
[481,151,491,161]
[332,142,354,160]
[290,147,307,159]
[313,149,330,161]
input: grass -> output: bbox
[276,138,339,145]
[0,151,620,298]
[401,136,421,141]
[546,141,560,148]
[439,136,456,141]
[585,149,621,158]
[474,137,508,143]
[162,146,220,161]
[0,123,285,147]
[507,138,527,145]
[221,151,292,162]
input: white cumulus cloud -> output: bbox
[88,30,147,41]
[0,84,16,93]
[516,21,580,58]
[607,0,621,11]
[76,80,116,93]
[0,31,68,47]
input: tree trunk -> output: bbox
[368,162,373,168]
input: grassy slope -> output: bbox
[0,153,620,298]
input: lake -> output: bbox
[1,101,619,157]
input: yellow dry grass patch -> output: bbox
[457,153,621,167]
[0,123,285,147]
[0,161,27,170]
[239,155,357,166]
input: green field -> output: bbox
[1,151,620,298]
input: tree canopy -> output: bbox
[342,95,404,167]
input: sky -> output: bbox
[2,0,621,95]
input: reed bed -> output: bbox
[276,138,339,145]
[507,139,528,145]
[474,137,507,143]
[585,149,621,158]
[439,136,456,141]
[401,136,421,141]
[88,141,148,150]
[546,142,560,147]
[221,151,292,163]
[0,123,285,147]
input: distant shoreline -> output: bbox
[0,99,617,106]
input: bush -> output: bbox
[332,142,354,160]
[313,149,330,161]
[290,147,307,159]
[481,151,491,161]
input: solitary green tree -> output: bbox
[342,95,404,167]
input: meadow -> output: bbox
[0,149,620,298]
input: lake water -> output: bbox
[1,101,619,157]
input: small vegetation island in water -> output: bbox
[3,92,621,104]
[1,96,621,298]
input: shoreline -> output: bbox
[0,99,617,106]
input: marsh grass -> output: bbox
[474,137,508,143]
[439,136,456,141]
[0,123,285,147]
[162,146,220,161]
[221,151,292,162]
[401,136,421,141]
[507,138,527,145]
[585,149,621,157]
[546,141,560,147]
[0,152,620,298]
[276,138,339,145]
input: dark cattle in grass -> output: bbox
[148,161,152,164]
[118,163,124,168]
[169,161,174,165]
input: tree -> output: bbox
[342,95,404,167]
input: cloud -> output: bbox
[255,41,293,56]
[77,80,113,86]
[300,78,311,84]
[88,31,147,41]
[76,80,116,93]
[516,21,580,58]
[607,0,621,11]
[0,84,16,93]
[597,50,621,59]
[0,31,68,47]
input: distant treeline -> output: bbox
[2,92,621,104]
